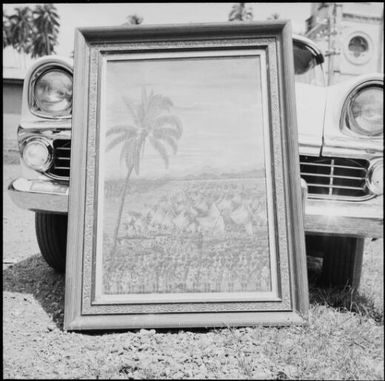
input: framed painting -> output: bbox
[64,21,308,330]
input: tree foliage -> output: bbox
[30,4,60,57]
[267,13,280,20]
[3,4,60,58]
[122,14,143,26]
[5,6,33,54]
[3,13,11,48]
[228,3,253,22]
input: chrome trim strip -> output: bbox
[300,162,366,170]
[18,125,72,147]
[307,183,365,191]
[321,146,383,160]
[18,120,72,130]
[303,193,373,202]
[300,172,366,180]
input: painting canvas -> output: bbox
[65,22,308,330]
[97,52,276,301]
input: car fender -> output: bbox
[295,82,327,156]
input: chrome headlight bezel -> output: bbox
[366,158,383,196]
[21,137,54,172]
[28,63,73,119]
[341,80,383,138]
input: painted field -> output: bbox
[101,177,272,295]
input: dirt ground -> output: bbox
[3,163,384,379]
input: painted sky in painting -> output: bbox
[102,54,266,180]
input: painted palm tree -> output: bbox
[107,88,183,253]
[228,3,253,22]
[30,4,60,58]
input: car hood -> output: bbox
[295,82,327,156]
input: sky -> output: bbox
[103,53,266,180]
[3,3,312,57]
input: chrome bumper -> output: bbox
[8,178,69,214]
[8,178,383,238]
[305,199,383,237]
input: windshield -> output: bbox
[293,42,325,87]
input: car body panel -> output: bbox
[295,82,326,156]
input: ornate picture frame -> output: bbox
[64,21,308,330]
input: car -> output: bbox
[8,34,383,289]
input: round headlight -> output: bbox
[367,160,383,195]
[34,69,72,117]
[347,86,383,136]
[22,139,53,171]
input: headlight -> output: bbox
[346,85,383,136]
[367,159,383,195]
[33,69,72,117]
[22,138,53,172]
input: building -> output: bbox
[3,47,27,151]
[306,2,384,84]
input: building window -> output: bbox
[348,36,369,58]
[344,32,373,65]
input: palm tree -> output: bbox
[122,14,143,26]
[267,13,280,20]
[30,3,60,57]
[228,3,253,22]
[107,88,183,253]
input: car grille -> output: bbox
[47,141,371,201]
[47,139,71,179]
[300,155,370,200]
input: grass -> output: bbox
[217,292,383,379]
[310,285,383,324]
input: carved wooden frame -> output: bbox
[64,21,308,330]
